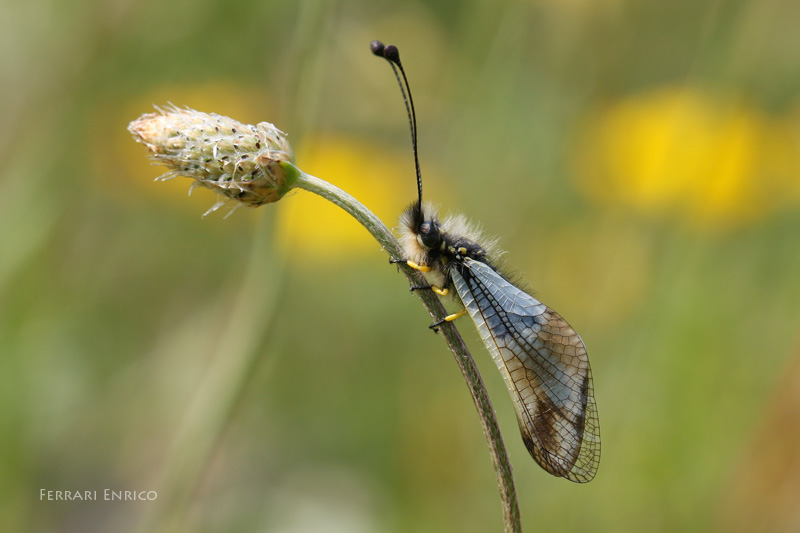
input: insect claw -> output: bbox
[430,317,446,329]
[410,284,432,292]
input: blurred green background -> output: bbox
[3,0,800,531]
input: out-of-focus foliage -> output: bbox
[2,1,800,532]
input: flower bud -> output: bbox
[128,105,298,215]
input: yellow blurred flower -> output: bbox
[572,87,800,229]
[276,136,412,263]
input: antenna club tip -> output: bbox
[370,40,385,56]
[383,44,400,63]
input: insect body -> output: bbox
[372,41,600,482]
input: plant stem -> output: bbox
[294,170,522,532]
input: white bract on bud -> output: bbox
[128,105,299,216]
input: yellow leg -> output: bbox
[430,308,468,330]
[406,260,431,273]
[443,309,467,322]
[432,286,449,296]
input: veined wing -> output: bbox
[451,258,599,482]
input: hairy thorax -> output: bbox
[398,202,496,292]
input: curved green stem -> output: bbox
[294,170,522,532]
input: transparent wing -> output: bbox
[451,258,600,482]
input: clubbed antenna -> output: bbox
[370,40,423,209]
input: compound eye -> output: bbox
[417,220,440,249]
